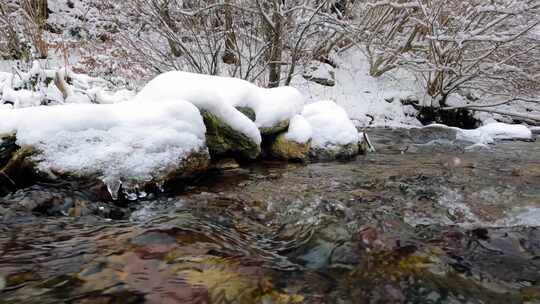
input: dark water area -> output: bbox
[1,128,540,303]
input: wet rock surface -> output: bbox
[202,110,261,160]
[270,133,311,161]
[0,129,539,303]
[309,142,360,161]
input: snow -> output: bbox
[0,100,207,194]
[0,62,137,108]
[457,123,532,144]
[292,49,423,128]
[301,100,360,148]
[303,61,335,85]
[1,88,43,108]
[427,122,533,144]
[285,115,312,144]
[135,71,306,144]
[90,88,136,104]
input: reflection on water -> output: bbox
[1,129,539,303]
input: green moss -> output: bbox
[259,120,289,135]
[270,133,310,161]
[202,110,260,160]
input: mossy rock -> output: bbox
[160,149,211,191]
[0,146,39,196]
[235,106,256,122]
[0,133,19,169]
[270,133,310,162]
[201,110,260,160]
[235,106,289,136]
[259,120,289,136]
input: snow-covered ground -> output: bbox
[292,50,423,128]
[291,48,540,128]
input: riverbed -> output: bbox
[1,128,539,303]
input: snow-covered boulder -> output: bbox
[0,100,210,199]
[301,100,361,160]
[425,123,533,145]
[303,62,336,87]
[270,115,312,161]
[459,123,532,143]
[135,71,306,156]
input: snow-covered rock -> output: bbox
[426,123,533,145]
[301,100,360,160]
[201,109,261,159]
[0,100,210,198]
[1,88,43,108]
[135,71,305,139]
[458,123,533,144]
[285,115,313,144]
[270,133,311,162]
[303,62,336,87]
[270,115,313,161]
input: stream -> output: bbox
[1,127,539,303]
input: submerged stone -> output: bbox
[309,143,360,161]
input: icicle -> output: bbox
[103,176,122,201]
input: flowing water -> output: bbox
[1,128,539,303]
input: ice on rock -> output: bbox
[0,100,207,196]
[301,100,360,148]
[135,71,306,144]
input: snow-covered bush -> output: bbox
[0,61,134,108]
[357,0,540,110]
[103,0,355,86]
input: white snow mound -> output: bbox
[135,71,306,144]
[301,100,360,148]
[457,123,532,144]
[0,100,207,189]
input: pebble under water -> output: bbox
[1,128,539,304]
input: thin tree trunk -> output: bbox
[222,0,239,64]
[267,7,282,88]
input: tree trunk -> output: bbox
[267,7,283,88]
[21,0,49,59]
[157,1,182,57]
[222,0,239,64]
